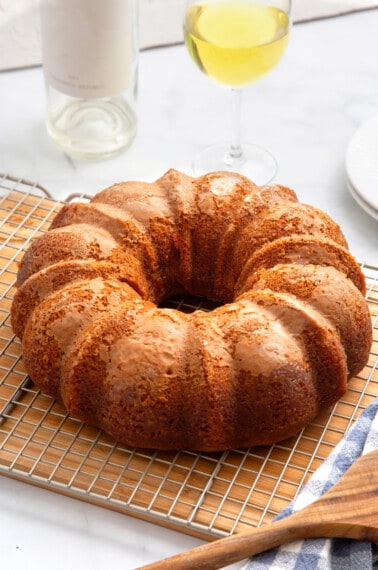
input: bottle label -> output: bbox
[40,0,136,99]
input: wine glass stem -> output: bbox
[226,88,243,164]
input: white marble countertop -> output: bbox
[0,9,378,570]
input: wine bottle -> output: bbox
[40,0,138,159]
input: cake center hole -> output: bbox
[160,294,221,314]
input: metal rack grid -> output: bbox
[0,173,377,540]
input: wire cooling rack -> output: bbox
[0,173,377,540]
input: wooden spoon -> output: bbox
[138,449,378,570]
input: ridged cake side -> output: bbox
[11,169,372,451]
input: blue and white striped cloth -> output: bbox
[243,398,378,569]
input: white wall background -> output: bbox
[0,0,377,71]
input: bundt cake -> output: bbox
[11,169,372,451]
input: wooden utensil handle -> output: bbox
[138,514,378,570]
[138,450,378,570]
[137,513,313,570]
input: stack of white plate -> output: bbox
[345,114,378,221]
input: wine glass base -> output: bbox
[193,142,278,185]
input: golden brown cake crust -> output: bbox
[11,169,373,451]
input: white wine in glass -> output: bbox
[184,0,291,184]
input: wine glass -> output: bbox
[183,0,292,185]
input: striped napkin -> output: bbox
[242,398,378,569]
